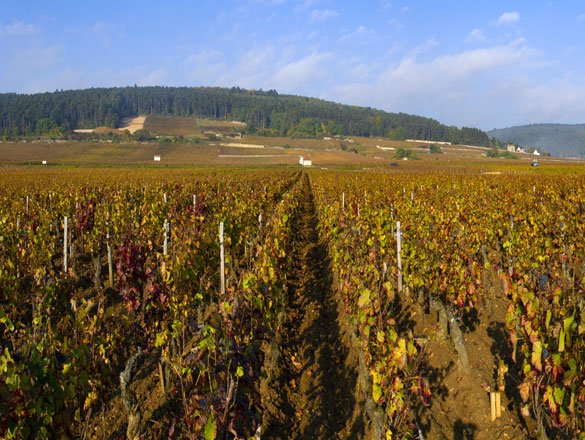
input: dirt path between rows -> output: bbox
[260,174,371,439]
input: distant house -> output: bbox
[533,150,541,156]
[507,143,516,152]
[154,155,161,161]
[299,156,312,167]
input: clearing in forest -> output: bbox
[118,116,146,133]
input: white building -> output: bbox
[507,143,516,152]
[533,150,541,156]
[299,156,312,166]
[154,155,161,161]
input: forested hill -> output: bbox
[0,86,489,145]
[488,123,585,158]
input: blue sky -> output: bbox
[1,1,585,130]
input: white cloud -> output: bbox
[62,21,124,49]
[138,69,167,86]
[294,0,320,12]
[497,12,520,25]
[388,19,404,32]
[91,20,124,48]
[236,46,279,85]
[465,28,486,42]
[7,44,63,70]
[184,49,228,85]
[411,38,439,56]
[310,9,340,22]
[92,20,109,33]
[577,13,585,22]
[248,0,287,6]
[400,6,410,13]
[338,26,376,44]
[348,62,374,80]
[0,21,38,37]
[323,42,545,128]
[523,81,585,123]
[379,0,392,11]
[269,52,331,91]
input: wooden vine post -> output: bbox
[342,192,345,208]
[219,222,225,295]
[63,216,68,273]
[396,221,403,293]
[107,232,114,288]
[163,219,169,256]
[490,391,502,421]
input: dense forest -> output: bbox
[488,123,585,158]
[0,86,489,146]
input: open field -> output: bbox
[14,116,580,168]
[2,136,583,169]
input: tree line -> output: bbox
[0,86,489,146]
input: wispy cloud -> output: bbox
[138,69,168,86]
[294,0,319,12]
[338,26,375,44]
[465,28,486,42]
[411,38,439,56]
[388,19,404,32]
[90,20,124,48]
[0,21,38,37]
[310,9,340,22]
[184,49,228,85]
[325,41,545,127]
[379,0,392,11]
[496,12,519,25]
[250,0,287,5]
[269,52,331,91]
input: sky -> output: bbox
[1,1,585,130]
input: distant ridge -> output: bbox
[487,123,585,158]
[0,86,489,146]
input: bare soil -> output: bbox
[119,116,146,134]
[409,264,532,439]
[260,175,372,439]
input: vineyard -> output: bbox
[0,165,584,439]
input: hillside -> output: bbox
[0,86,489,146]
[487,123,585,158]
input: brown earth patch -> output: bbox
[409,269,531,439]
[260,175,371,439]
